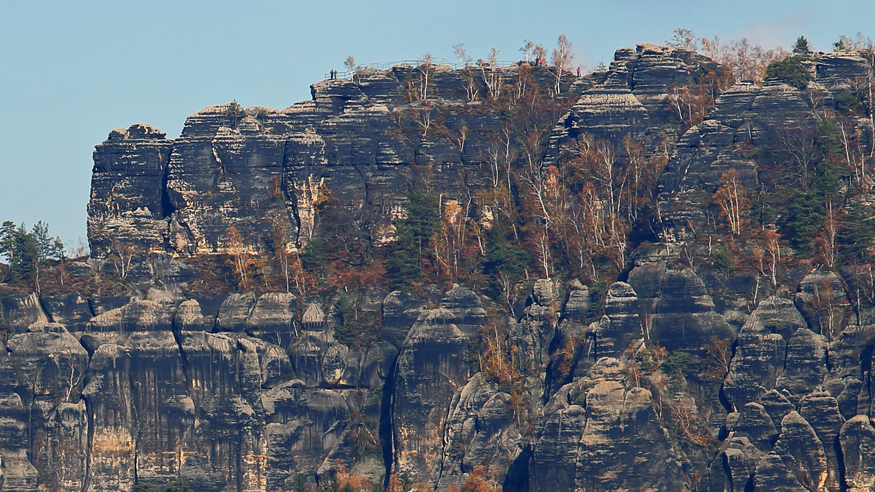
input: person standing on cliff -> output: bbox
[577,67,581,77]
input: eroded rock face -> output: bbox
[530,359,688,492]
[799,393,844,490]
[627,263,735,354]
[434,374,522,490]
[391,296,473,485]
[86,63,574,258]
[246,292,297,347]
[657,80,811,238]
[4,270,875,491]
[753,452,808,492]
[381,291,427,348]
[0,293,49,335]
[825,324,875,419]
[548,44,721,154]
[5,323,89,492]
[840,415,875,491]
[88,124,174,257]
[510,279,558,376]
[732,402,778,452]
[589,282,642,358]
[84,343,137,492]
[698,436,761,492]
[576,381,687,491]
[724,297,806,408]
[774,411,829,491]
[775,328,827,404]
[89,42,735,260]
[39,294,93,333]
[24,42,875,492]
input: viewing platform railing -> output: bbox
[324,58,524,80]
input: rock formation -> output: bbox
[3,42,875,492]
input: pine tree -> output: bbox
[783,191,825,257]
[300,237,329,278]
[482,221,530,290]
[793,36,812,56]
[837,203,875,264]
[0,220,64,291]
[387,187,439,290]
[765,56,811,89]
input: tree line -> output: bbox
[0,221,65,295]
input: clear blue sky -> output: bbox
[1,0,872,249]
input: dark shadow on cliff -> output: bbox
[379,353,399,486]
[502,445,532,492]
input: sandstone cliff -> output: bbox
[1,43,875,491]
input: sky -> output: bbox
[1,0,873,251]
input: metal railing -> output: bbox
[323,59,522,81]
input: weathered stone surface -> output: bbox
[815,50,873,93]
[839,415,875,491]
[300,302,326,331]
[390,286,488,485]
[437,285,489,338]
[530,358,686,492]
[774,411,828,492]
[546,282,591,393]
[381,290,426,350]
[0,293,49,334]
[754,452,808,492]
[88,123,174,256]
[0,388,39,492]
[84,64,555,257]
[759,389,797,434]
[245,292,297,347]
[733,402,778,452]
[288,330,327,387]
[628,264,735,354]
[2,323,89,491]
[589,282,642,359]
[174,298,206,331]
[799,393,845,490]
[547,44,719,163]
[260,381,353,488]
[30,401,88,492]
[39,294,93,332]
[510,279,558,372]
[698,436,761,492]
[215,293,256,332]
[167,105,296,255]
[391,307,470,485]
[7,323,90,406]
[724,297,806,408]
[126,330,194,485]
[577,381,687,491]
[85,298,175,333]
[435,374,521,490]
[177,331,327,491]
[88,295,131,316]
[528,384,589,491]
[775,327,827,404]
[83,344,137,492]
[826,324,875,419]
[562,281,590,321]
